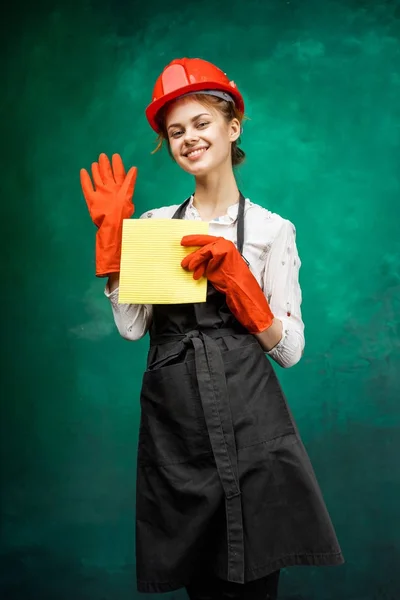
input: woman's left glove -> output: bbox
[181,234,274,334]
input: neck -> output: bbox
[192,163,240,221]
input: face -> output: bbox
[164,97,241,176]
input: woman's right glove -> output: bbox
[181,234,274,334]
[80,153,137,277]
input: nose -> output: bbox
[183,126,199,144]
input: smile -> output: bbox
[185,147,209,159]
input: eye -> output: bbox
[170,130,183,138]
[197,121,209,128]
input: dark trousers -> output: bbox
[186,570,280,600]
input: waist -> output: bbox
[150,326,249,348]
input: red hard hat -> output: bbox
[145,58,245,133]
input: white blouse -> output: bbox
[105,197,305,368]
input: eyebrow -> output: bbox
[167,112,211,131]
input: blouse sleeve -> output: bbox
[103,211,154,341]
[261,219,305,368]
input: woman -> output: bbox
[80,58,344,599]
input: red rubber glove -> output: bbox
[80,153,137,277]
[181,235,274,334]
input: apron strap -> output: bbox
[171,196,192,220]
[237,192,245,256]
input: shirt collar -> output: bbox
[186,195,242,224]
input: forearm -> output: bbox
[262,316,305,368]
[254,318,283,352]
[104,281,153,341]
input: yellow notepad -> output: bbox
[118,218,210,304]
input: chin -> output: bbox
[183,163,212,176]
[179,156,220,177]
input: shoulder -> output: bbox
[245,199,297,242]
[139,204,182,219]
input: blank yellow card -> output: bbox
[118,219,210,304]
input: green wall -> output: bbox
[1,0,400,598]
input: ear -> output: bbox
[229,118,241,143]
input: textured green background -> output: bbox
[1,0,400,598]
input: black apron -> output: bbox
[135,194,344,594]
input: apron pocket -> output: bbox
[223,341,296,448]
[139,361,212,466]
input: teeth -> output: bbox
[187,148,208,157]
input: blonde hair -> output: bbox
[151,93,247,167]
